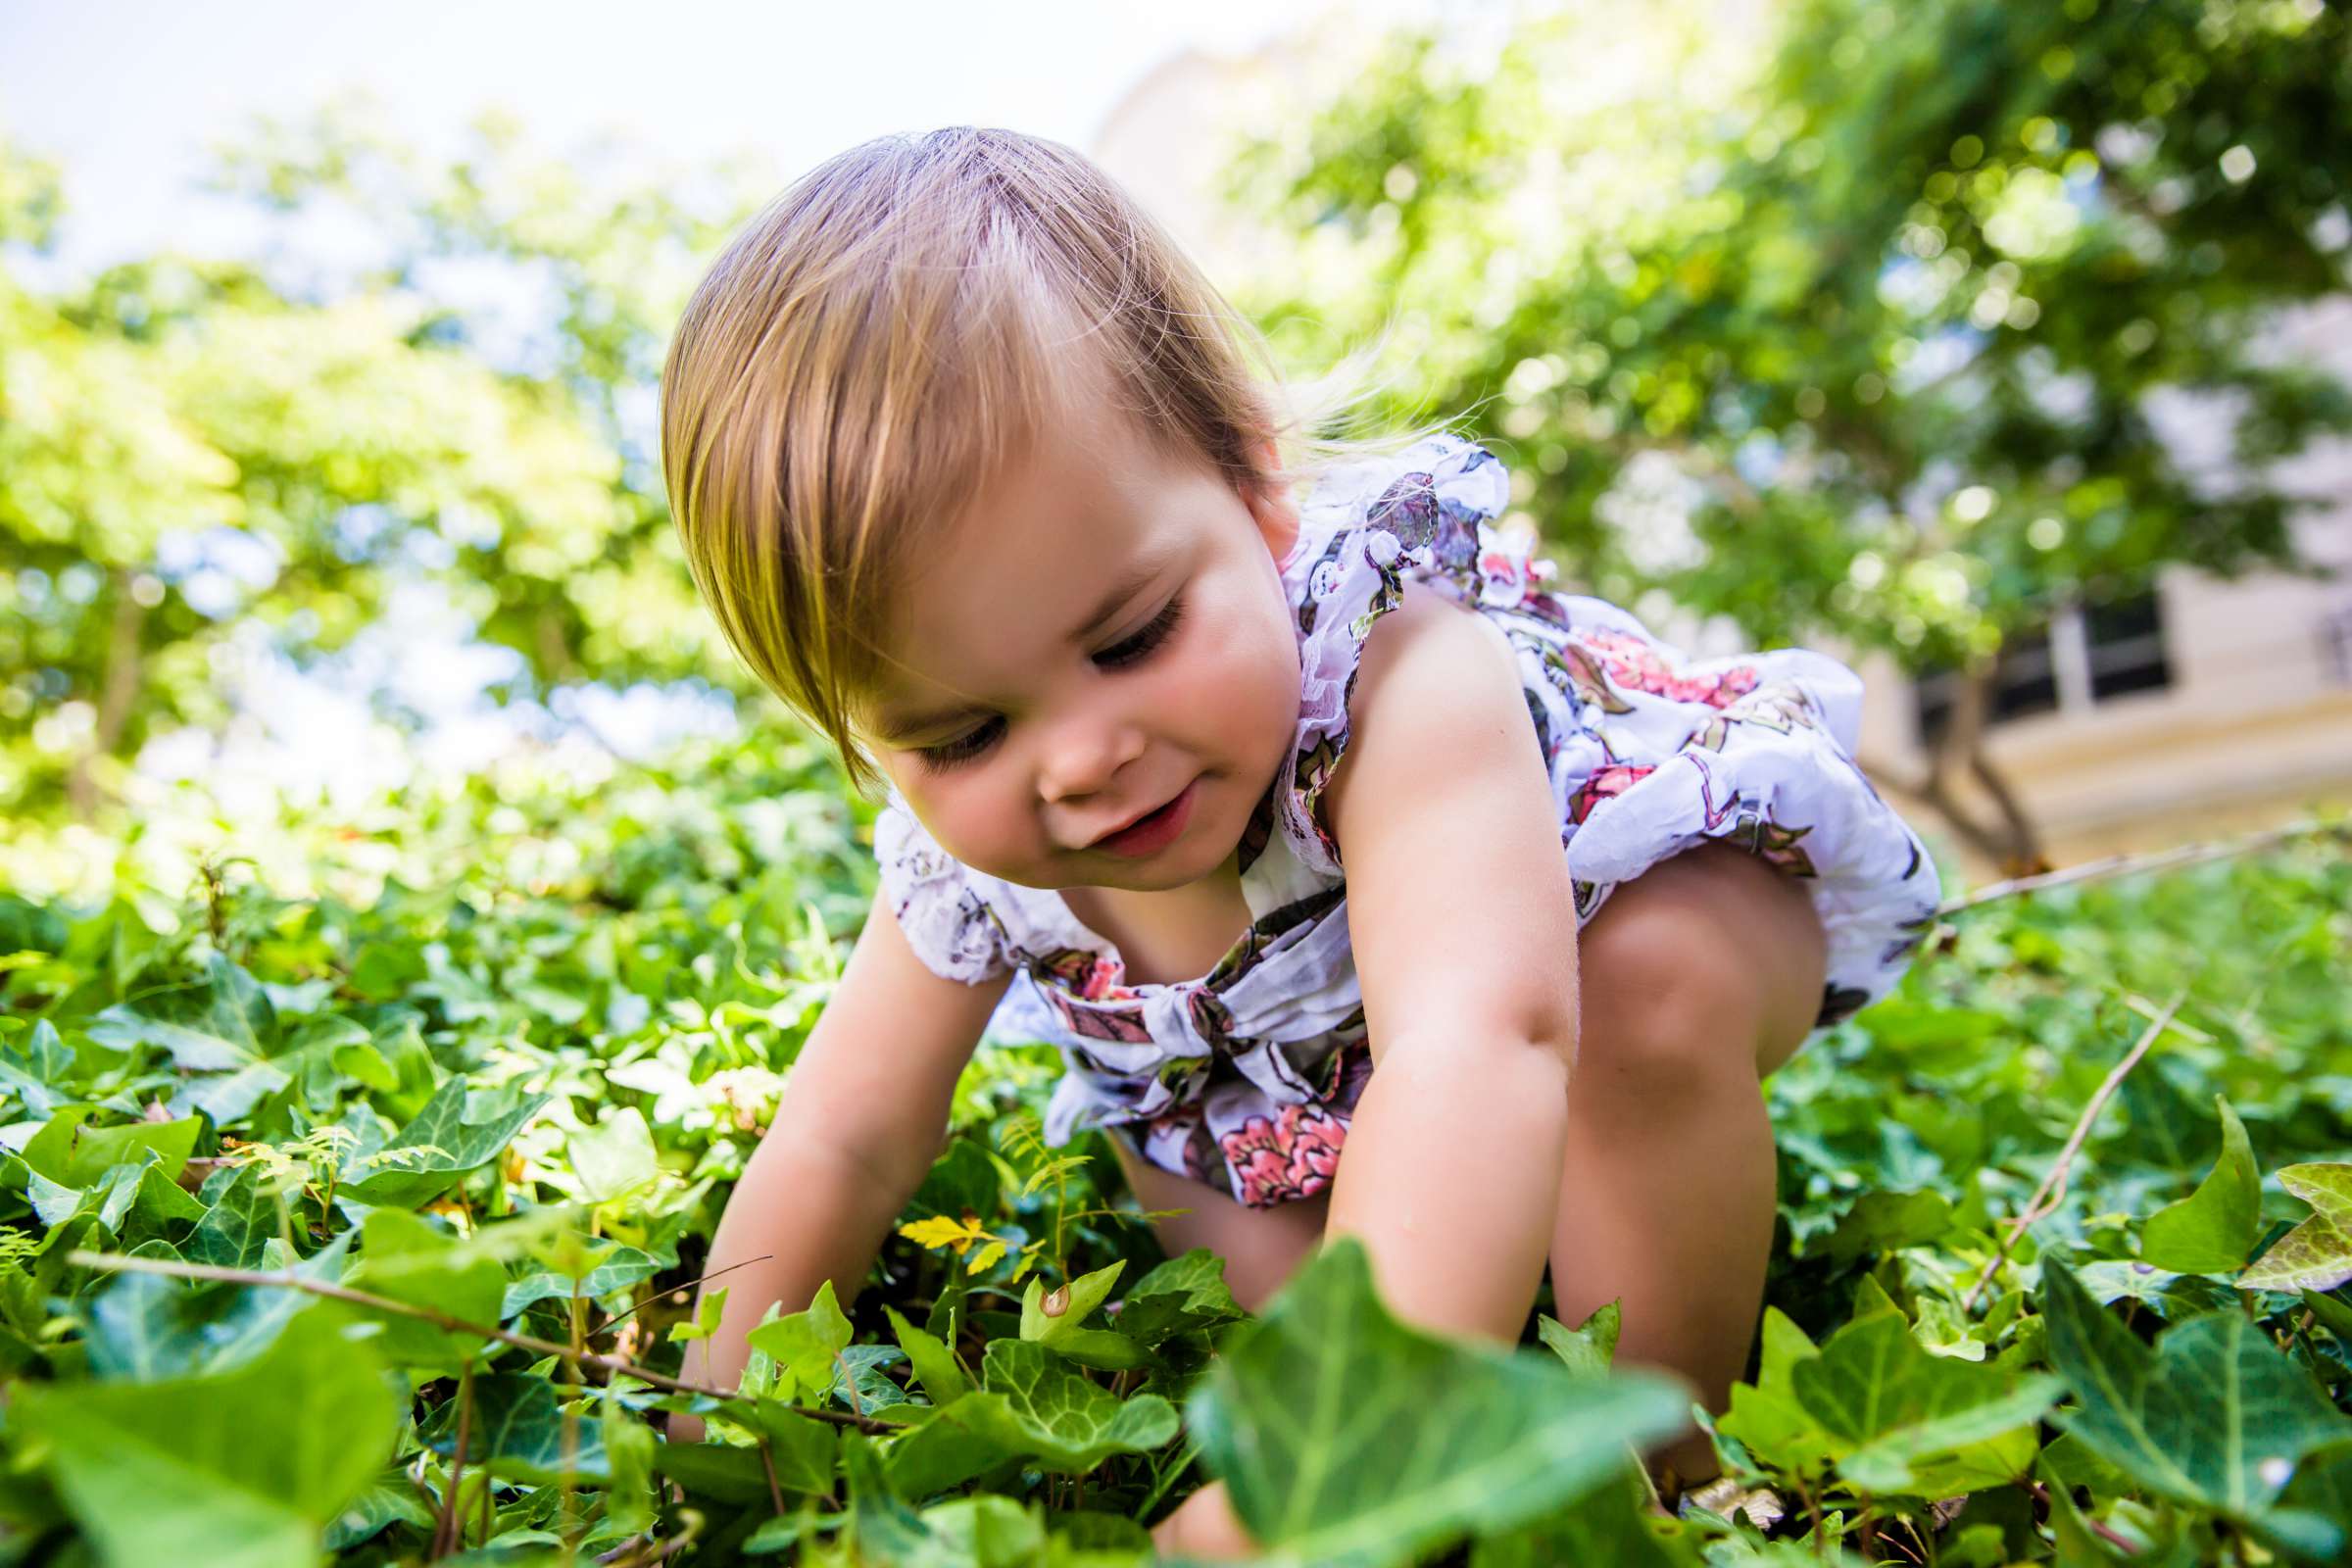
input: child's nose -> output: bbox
[1035,713,1145,805]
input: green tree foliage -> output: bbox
[0,110,772,824]
[1229,0,2352,865]
[0,729,2347,1563]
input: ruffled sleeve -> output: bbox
[871,794,1012,984]
[1273,434,1526,874]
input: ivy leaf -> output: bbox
[1819,1189,1955,1261]
[1793,1307,2062,1494]
[2140,1098,2260,1274]
[844,1430,928,1562]
[85,1232,353,1379]
[601,1384,662,1538]
[2240,1165,2352,1294]
[946,1339,1178,1474]
[418,1372,611,1482]
[653,1440,777,1505]
[320,1476,436,1552]
[184,1159,287,1269]
[1020,1258,1123,1345]
[1716,1308,1835,1475]
[747,1401,843,1495]
[84,956,274,1072]
[337,1074,551,1208]
[1468,1475,1682,1568]
[667,1286,730,1345]
[343,1208,508,1368]
[1037,1326,1148,1372]
[746,1278,854,1404]
[502,1244,661,1319]
[567,1106,659,1204]
[2257,1439,2352,1566]
[20,1106,200,1191]
[1186,1237,1689,1568]
[887,1303,973,1407]
[1107,1248,1247,1347]
[885,1405,1020,1499]
[17,1306,399,1568]
[824,1344,911,1411]
[1537,1300,1621,1380]
[2042,1258,2351,1518]
[182,1058,297,1125]
[0,1019,75,1115]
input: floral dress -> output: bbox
[874,434,1942,1210]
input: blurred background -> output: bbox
[4,0,2348,906]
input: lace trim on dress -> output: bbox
[871,797,1012,984]
[1272,434,1524,875]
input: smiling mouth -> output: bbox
[1089,780,1199,858]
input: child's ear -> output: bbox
[1241,437,1300,561]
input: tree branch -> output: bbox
[64,1250,907,1434]
[1963,991,2187,1313]
[1935,818,2344,917]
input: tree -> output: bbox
[0,107,775,826]
[1228,0,2352,868]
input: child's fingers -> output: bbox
[1150,1480,1256,1561]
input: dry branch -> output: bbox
[1936,818,2342,918]
[1963,991,2187,1313]
[64,1249,907,1434]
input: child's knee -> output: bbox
[1575,846,1809,1093]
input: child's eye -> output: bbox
[917,715,1004,770]
[1093,594,1185,670]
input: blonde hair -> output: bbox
[661,125,1437,791]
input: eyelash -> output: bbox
[913,594,1187,771]
[1093,593,1186,670]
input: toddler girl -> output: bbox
[660,125,1939,1553]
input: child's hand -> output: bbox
[1152,1479,1256,1560]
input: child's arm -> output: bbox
[670,889,1010,1438]
[1318,581,1584,1345]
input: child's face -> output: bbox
[855,394,1302,895]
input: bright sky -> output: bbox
[0,0,1440,278]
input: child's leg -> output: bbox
[1108,1133,1330,1312]
[1547,840,1829,1484]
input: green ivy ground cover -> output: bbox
[1,732,2347,1566]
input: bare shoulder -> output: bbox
[1321,579,1532,834]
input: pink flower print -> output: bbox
[1575,629,1761,710]
[1570,762,1657,825]
[1036,948,1132,1003]
[1071,956,1124,1002]
[1219,1103,1348,1207]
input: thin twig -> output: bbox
[596,1511,703,1568]
[433,1362,475,1559]
[1963,992,2187,1313]
[64,1250,907,1434]
[1936,818,2340,917]
[600,1254,773,1332]
[758,1437,786,1517]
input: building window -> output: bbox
[2082,594,2172,700]
[1914,589,2172,747]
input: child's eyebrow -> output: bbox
[1068,546,1178,643]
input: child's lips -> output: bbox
[1090,779,1199,858]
